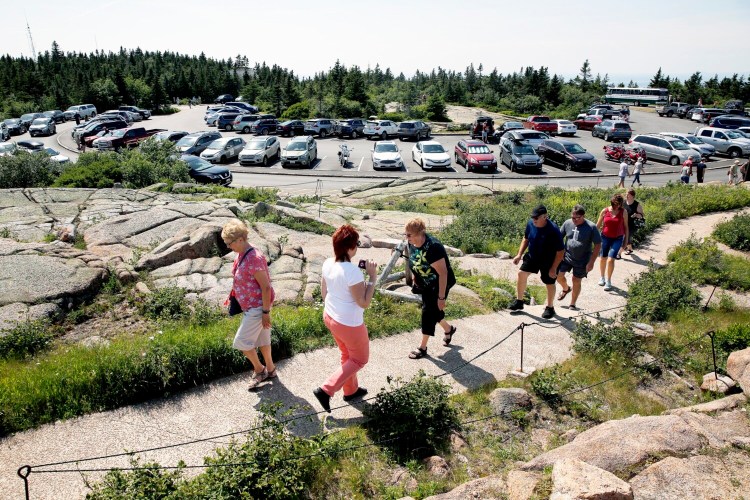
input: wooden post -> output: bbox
[377,240,406,286]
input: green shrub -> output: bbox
[235,186,279,204]
[713,214,750,251]
[119,143,189,188]
[87,460,183,500]
[0,320,54,360]
[571,319,639,360]
[667,236,750,291]
[0,151,62,188]
[531,367,565,406]
[363,370,459,460]
[191,297,224,326]
[281,101,312,120]
[625,263,701,321]
[714,323,750,371]
[380,111,406,122]
[139,286,190,320]
[53,152,122,188]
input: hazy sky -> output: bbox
[2,0,749,84]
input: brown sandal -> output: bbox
[409,347,427,359]
[443,326,457,346]
[557,287,571,301]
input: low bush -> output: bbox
[713,323,750,371]
[235,186,279,204]
[0,320,54,360]
[0,151,63,188]
[364,370,459,460]
[138,286,190,321]
[53,152,122,188]
[571,319,639,360]
[625,262,701,322]
[380,111,406,122]
[713,213,750,251]
[667,236,750,291]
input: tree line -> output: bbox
[1,43,748,122]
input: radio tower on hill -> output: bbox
[26,19,37,60]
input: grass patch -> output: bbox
[667,235,750,291]
[713,213,750,251]
[455,269,545,309]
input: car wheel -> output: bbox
[320,129,327,138]
[421,159,425,170]
[219,155,226,164]
[225,124,233,131]
[351,130,357,139]
[635,101,641,107]
[667,111,673,117]
[669,156,680,166]
[729,148,741,158]
[426,130,431,139]
[262,155,268,167]
[378,132,385,141]
[565,161,573,171]
[261,128,269,136]
[591,130,596,137]
[242,126,250,133]
[604,133,610,141]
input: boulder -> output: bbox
[673,410,750,449]
[495,251,511,259]
[507,470,541,500]
[0,302,61,332]
[631,322,654,335]
[422,456,450,478]
[700,372,736,393]
[389,467,418,491]
[488,388,532,416]
[726,348,750,395]
[359,234,372,248]
[629,452,750,500]
[665,393,747,415]
[135,222,222,271]
[550,458,632,500]
[423,475,506,500]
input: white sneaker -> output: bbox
[598,277,606,286]
[603,281,613,291]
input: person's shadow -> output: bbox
[428,344,496,391]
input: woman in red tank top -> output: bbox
[596,194,629,291]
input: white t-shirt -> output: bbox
[322,258,365,326]
[619,161,629,177]
[633,160,642,174]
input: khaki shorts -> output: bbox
[233,308,271,351]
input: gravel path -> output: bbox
[2,207,749,499]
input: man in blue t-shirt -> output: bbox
[509,205,565,319]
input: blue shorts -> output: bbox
[600,235,624,258]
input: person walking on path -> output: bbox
[617,159,629,188]
[630,158,644,187]
[620,189,645,257]
[680,158,693,184]
[313,224,377,413]
[556,205,601,311]
[222,220,276,391]
[509,205,565,319]
[695,156,707,183]
[596,194,629,291]
[404,218,457,360]
[728,159,742,185]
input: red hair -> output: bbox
[332,224,359,262]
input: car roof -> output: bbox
[18,140,44,146]
[419,140,442,146]
[289,135,313,141]
[464,139,487,145]
[551,139,579,146]
[375,140,397,145]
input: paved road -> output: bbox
[25,105,736,193]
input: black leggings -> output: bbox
[421,288,448,336]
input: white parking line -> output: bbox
[358,156,364,171]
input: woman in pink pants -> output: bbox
[313,224,377,413]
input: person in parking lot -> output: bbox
[556,205,601,311]
[728,159,742,185]
[695,156,707,183]
[630,158,644,187]
[482,122,489,144]
[680,158,693,184]
[509,205,565,320]
[617,159,629,188]
[596,194,628,291]
[74,112,81,126]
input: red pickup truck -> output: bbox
[523,116,557,134]
[92,127,166,151]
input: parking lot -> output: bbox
[41,105,728,180]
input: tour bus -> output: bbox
[603,87,670,107]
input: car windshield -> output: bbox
[247,141,267,150]
[468,146,491,154]
[557,120,573,125]
[206,140,226,149]
[44,148,60,156]
[726,131,745,139]
[422,144,445,153]
[66,107,78,112]
[21,114,34,120]
[110,130,127,138]
[564,144,586,154]
[684,136,703,144]
[287,142,307,151]
[5,119,18,124]
[280,121,295,126]
[31,119,47,125]
[400,123,414,128]
[176,136,198,146]
[181,156,211,171]
[0,143,15,153]
[514,144,536,155]
[522,133,545,140]
[668,140,690,150]
[366,121,378,127]
[505,122,523,128]
[375,143,398,153]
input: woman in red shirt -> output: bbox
[596,194,629,292]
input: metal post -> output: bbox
[520,323,525,374]
[707,331,718,380]
[702,285,717,311]
[18,465,31,500]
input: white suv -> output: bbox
[371,140,404,170]
[364,120,398,140]
[64,104,97,121]
[239,136,281,166]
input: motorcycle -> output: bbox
[625,146,647,164]
[337,143,352,168]
[603,144,626,162]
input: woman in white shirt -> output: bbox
[313,224,377,413]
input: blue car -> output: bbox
[181,154,233,186]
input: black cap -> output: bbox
[531,205,547,217]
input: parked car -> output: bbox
[0,141,16,156]
[454,139,497,172]
[493,121,524,141]
[233,114,261,133]
[363,120,399,140]
[536,139,597,172]
[592,120,632,142]
[470,116,494,140]
[43,110,66,123]
[251,118,279,135]
[4,119,26,136]
[276,120,306,137]
[524,115,558,134]
[200,137,245,163]
[64,104,97,121]
[694,127,750,158]
[92,127,166,151]
[152,130,189,143]
[552,119,577,137]
[630,134,701,165]
[181,155,233,186]
[499,136,543,173]
[371,141,404,171]
[238,136,281,166]
[411,140,450,170]
[225,102,258,113]
[40,147,70,164]
[656,101,693,118]
[28,117,56,137]
[677,105,696,119]
[708,115,750,130]
[216,112,243,131]
[175,131,223,156]
[573,115,603,131]
[303,118,336,138]
[335,119,366,138]
[659,132,716,159]
[691,107,725,122]
[19,113,46,129]
[281,135,318,167]
[73,119,128,141]
[119,105,151,119]
[503,130,550,150]
[0,122,9,141]
[206,108,242,126]
[16,140,46,152]
[398,121,431,141]
[214,94,235,104]
[103,110,135,124]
